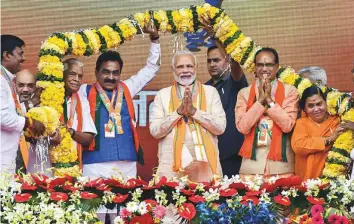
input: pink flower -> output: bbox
[311,204,324,217]
[328,214,339,223]
[312,214,324,224]
[153,205,166,219]
[119,207,131,218]
[335,216,349,224]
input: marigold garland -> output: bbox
[33,3,352,179]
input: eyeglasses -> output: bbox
[256,63,276,68]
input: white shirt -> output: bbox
[0,66,26,173]
[81,42,161,179]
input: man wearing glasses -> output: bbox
[235,47,299,179]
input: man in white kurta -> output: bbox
[26,59,97,176]
[150,51,225,182]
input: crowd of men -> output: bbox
[1,24,354,187]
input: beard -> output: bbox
[174,72,197,86]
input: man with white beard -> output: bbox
[150,50,225,182]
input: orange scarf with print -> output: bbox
[87,82,143,165]
[238,80,288,162]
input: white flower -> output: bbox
[138,201,148,215]
[114,216,125,224]
[132,188,143,202]
[203,188,220,202]
[155,189,168,206]
[126,201,139,213]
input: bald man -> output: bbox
[15,69,41,111]
[14,69,38,172]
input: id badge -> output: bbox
[104,121,115,138]
[257,121,268,146]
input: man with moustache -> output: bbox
[81,23,161,180]
[150,51,225,182]
[1,34,45,173]
[235,47,299,178]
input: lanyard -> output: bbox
[94,82,124,134]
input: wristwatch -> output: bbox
[267,102,275,108]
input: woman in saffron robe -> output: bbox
[291,85,346,180]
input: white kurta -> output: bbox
[149,83,226,182]
[27,90,97,176]
[0,66,26,174]
[81,42,161,180]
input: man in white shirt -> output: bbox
[62,58,97,167]
[1,34,45,173]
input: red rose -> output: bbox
[275,176,302,188]
[273,194,291,206]
[181,189,194,196]
[178,203,196,220]
[14,193,32,203]
[50,192,68,202]
[241,196,259,205]
[130,213,153,224]
[306,196,325,205]
[112,193,129,203]
[80,191,98,199]
[229,182,246,190]
[188,195,206,203]
[21,182,37,191]
[220,188,237,197]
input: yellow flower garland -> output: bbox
[34,3,352,179]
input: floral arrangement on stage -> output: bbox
[1,172,353,223]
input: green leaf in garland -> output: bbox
[111,23,125,45]
[38,49,64,59]
[36,72,63,82]
[96,30,108,53]
[52,161,79,168]
[223,30,242,48]
[166,10,177,34]
[240,40,254,66]
[79,31,93,56]
[190,5,199,32]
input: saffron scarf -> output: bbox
[238,80,288,162]
[62,92,83,168]
[169,80,218,174]
[87,82,144,165]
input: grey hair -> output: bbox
[298,66,327,85]
[171,50,198,67]
[63,58,84,75]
